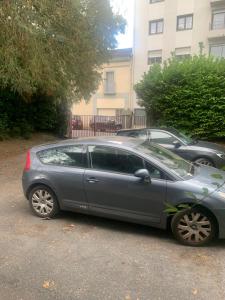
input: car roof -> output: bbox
[31,136,144,151]
[118,127,174,132]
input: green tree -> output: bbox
[0,0,125,138]
[135,55,225,139]
[0,0,125,100]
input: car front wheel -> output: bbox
[194,157,214,167]
[171,208,216,246]
[29,185,59,218]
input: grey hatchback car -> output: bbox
[22,137,225,246]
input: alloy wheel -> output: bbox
[31,189,54,216]
[177,212,211,243]
[195,158,213,167]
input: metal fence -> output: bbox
[70,114,146,138]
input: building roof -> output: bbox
[109,48,133,62]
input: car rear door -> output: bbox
[84,145,167,224]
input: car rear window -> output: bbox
[38,145,86,168]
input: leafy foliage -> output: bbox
[135,55,225,139]
[0,90,70,139]
[0,0,125,101]
[0,1,125,138]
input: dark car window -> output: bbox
[145,161,165,180]
[118,130,147,139]
[38,145,86,168]
[150,131,177,144]
[89,146,144,174]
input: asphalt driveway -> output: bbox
[1,135,225,300]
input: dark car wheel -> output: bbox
[171,208,216,246]
[29,185,59,218]
[194,157,214,167]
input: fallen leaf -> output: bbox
[192,289,198,296]
[63,224,75,231]
[43,280,55,289]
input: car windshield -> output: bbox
[136,141,193,178]
[169,128,193,144]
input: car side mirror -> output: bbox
[134,169,151,183]
[173,140,181,149]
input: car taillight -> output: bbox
[24,150,31,171]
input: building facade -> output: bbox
[133,0,225,108]
[72,48,133,117]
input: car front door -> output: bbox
[84,145,167,224]
[150,130,189,158]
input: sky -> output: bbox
[110,0,134,49]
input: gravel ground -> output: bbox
[1,134,225,300]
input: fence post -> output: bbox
[94,115,96,136]
[67,111,72,139]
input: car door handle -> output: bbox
[86,177,99,184]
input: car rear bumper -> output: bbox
[22,171,30,199]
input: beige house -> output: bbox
[133,0,225,108]
[72,48,133,117]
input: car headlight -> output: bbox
[217,153,225,160]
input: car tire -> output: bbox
[171,207,216,246]
[194,157,214,167]
[29,185,59,218]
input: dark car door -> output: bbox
[150,130,190,159]
[84,145,167,224]
[38,145,87,210]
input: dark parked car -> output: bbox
[72,115,83,130]
[23,136,225,246]
[89,116,122,132]
[117,128,225,169]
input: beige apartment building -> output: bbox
[72,48,133,117]
[133,0,225,108]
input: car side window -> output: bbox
[150,131,177,144]
[38,145,86,168]
[89,146,144,174]
[145,161,165,180]
[119,130,147,140]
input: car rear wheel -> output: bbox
[29,185,59,218]
[171,208,216,246]
[194,157,214,167]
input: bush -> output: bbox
[0,89,70,139]
[135,55,225,139]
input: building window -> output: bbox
[148,50,162,65]
[175,47,191,60]
[149,19,164,35]
[210,44,225,58]
[212,11,225,30]
[149,0,164,3]
[177,14,193,31]
[176,54,191,61]
[104,71,115,95]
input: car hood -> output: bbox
[187,165,225,191]
[191,140,225,153]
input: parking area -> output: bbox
[1,135,225,300]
